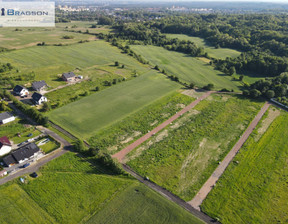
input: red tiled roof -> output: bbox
[0,136,11,146]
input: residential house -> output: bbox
[62,72,76,82]
[32,92,47,105]
[0,112,15,124]
[32,80,47,92]
[0,170,7,177]
[0,136,12,156]
[13,85,29,97]
[3,143,40,166]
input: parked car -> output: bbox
[30,172,38,178]
[22,163,30,168]
[27,133,33,137]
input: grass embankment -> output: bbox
[49,71,182,140]
[201,108,288,224]
[127,94,263,201]
[166,34,241,59]
[89,91,194,154]
[130,45,241,91]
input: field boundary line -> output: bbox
[112,91,214,162]
[188,102,270,210]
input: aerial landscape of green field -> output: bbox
[130,45,242,90]
[127,94,263,200]
[49,71,182,139]
[201,109,288,224]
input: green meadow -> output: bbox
[201,109,288,224]
[130,45,242,91]
[166,34,241,59]
[127,94,263,201]
[49,71,182,139]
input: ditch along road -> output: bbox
[112,90,214,162]
[188,101,271,210]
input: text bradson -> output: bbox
[7,9,49,16]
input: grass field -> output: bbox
[87,183,204,224]
[201,109,288,224]
[166,34,241,59]
[37,137,60,154]
[130,45,242,91]
[89,91,194,154]
[127,94,263,201]
[0,40,148,88]
[49,71,182,139]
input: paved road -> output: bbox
[123,165,219,224]
[112,91,214,162]
[188,102,270,210]
[0,127,72,185]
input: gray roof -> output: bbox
[62,72,75,79]
[3,155,16,166]
[32,81,47,91]
[12,143,40,162]
[0,112,14,121]
[13,85,25,93]
[32,92,45,102]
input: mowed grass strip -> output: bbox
[166,34,241,59]
[201,111,288,224]
[0,183,56,224]
[89,92,194,154]
[87,183,205,224]
[130,45,241,91]
[127,94,263,201]
[49,71,182,139]
[0,40,148,87]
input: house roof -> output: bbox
[3,154,17,166]
[32,92,45,102]
[0,136,11,147]
[62,72,75,79]
[11,143,40,162]
[13,85,25,93]
[0,112,14,121]
[32,81,47,91]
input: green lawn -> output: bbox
[127,94,263,201]
[0,40,148,88]
[89,91,194,154]
[49,71,182,139]
[37,137,60,154]
[201,109,288,224]
[87,183,204,224]
[130,45,241,91]
[166,34,241,59]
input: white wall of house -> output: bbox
[20,89,29,96]
[0,145,12,156]
[37,96,48,105]
[1,116,15,124]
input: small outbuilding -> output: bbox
[62,72,76,82]
[32,92,47,105]
[13,85,29,97]
[0,136,12,156]
[32,80,47,92]
[0,112,15,125]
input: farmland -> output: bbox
[49,71,182,139]
[166,34,241,59]
[127,94,263,201]
[130,45,242,91]
[87,184,204,224]
[89,91,194,154]
[0,40,148,88]
[201,110,288,224]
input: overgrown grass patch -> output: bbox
[201,110,288,224]
[127,94,263,201]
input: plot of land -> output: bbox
[166,34,241,59]
[201,109,288,224]
[130,45,241,91]
[127,94,263,201]
[0,40,148,88]
[49,71,182,139]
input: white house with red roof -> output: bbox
[0,136,12,156]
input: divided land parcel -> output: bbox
[201,109,288,224]
[126,94,263,201]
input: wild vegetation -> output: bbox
[201,110,288,224]
[127,94,263,201]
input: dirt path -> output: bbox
[188,102,270,210]
[112,91,214,162]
